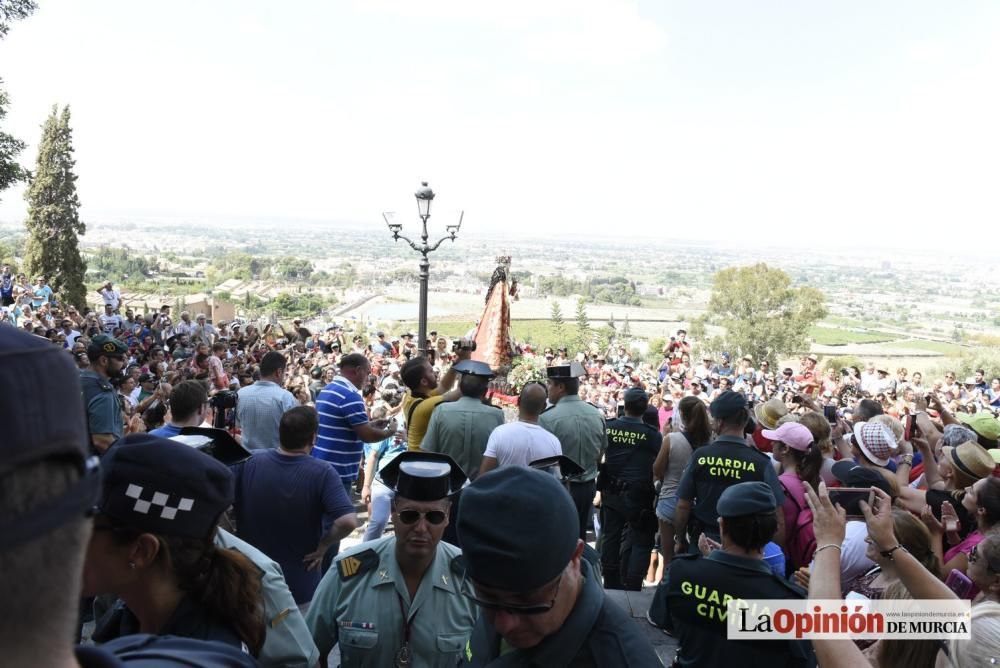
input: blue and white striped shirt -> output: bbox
[313,376,368,481]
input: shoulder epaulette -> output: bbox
[337,548,379,581]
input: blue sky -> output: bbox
[1,0,999,248]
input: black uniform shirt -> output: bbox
[603,416,661,482]
[665,551,814,667]
[676,435,784,537]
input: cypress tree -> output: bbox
[23,105,88,309]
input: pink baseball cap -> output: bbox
[853,422,899,466]
[761,422,814,451]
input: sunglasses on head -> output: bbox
[396,509,447,525]
[460,573,563,616]
[969,544,999,573]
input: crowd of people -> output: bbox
[3,275,1000,667]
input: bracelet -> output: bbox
[880,544,907,560]
[899,455,914,466]
[814,544,842,555]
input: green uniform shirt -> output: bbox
[538,395,606,482]
[421,397,504,479]
[306,535,477,668]
[215,529,320,668]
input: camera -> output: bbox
[452,339,477,353]
[210,390,238,410]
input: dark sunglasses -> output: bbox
[460,573,562,616]
[396,509,447,525]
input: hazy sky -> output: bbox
[2,1,1000,248]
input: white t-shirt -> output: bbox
[809,520,875,594]
[484,421,562,468]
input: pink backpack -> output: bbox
[779,472,817,571]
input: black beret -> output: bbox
[379,451,466,501]
[458,467,579,593]
[709,390,748,419]
[98,434,234,540]
[717,481,777,517]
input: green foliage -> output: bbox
[688,315,707,341]
[707,263,827,367]
[0,1,35,201]
[267,292,334,318]
[273,256,313,280]
[550,299,565,345]
[211,252,266,280]
[621,313,631,338]
[0,86,28,199]
[808,326,895,345]
[535,274,641,306]
[23,106,87,309]
[0,0,36,39]
[823,355,863,373]
[933,349,1000,380]
[574,297,591,350]
[86,247,152,282]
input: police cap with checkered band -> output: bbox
[97,434,234,540]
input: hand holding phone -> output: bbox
[828,488,875,518]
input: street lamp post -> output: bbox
[384,182,463,357]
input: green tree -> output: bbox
[621,313,631,338]
[550,299,565,345]
[0,1,37,200]
[574,297,591,351]
[0,1,36,38]
[706,263,827,366]
[23,105,87,309]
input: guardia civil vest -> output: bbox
[666,552,815,667]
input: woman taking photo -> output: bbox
[653,396,712,567]
[86,434,265,655]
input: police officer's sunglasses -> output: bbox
[396,509,448,525]
[460,573,562,616]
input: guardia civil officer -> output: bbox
[305,452,477,667]
[421,360,504,481]
[652,482,815,667]
[81,334,128,454]
[456,466,661,666]
[672,390,785,554]
[599,387,661,590]
[538,361,606,541]
[0,325,256,667]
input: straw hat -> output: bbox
[754,397,788,430]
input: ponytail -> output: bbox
[162,534,266,656]
[794,442,824,491]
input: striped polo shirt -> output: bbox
[313,376,368,481]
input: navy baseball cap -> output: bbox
[0,326,98,551]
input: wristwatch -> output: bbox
[880,544,907,560]
[899,454,914,466]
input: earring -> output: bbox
[128,561,136,570]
